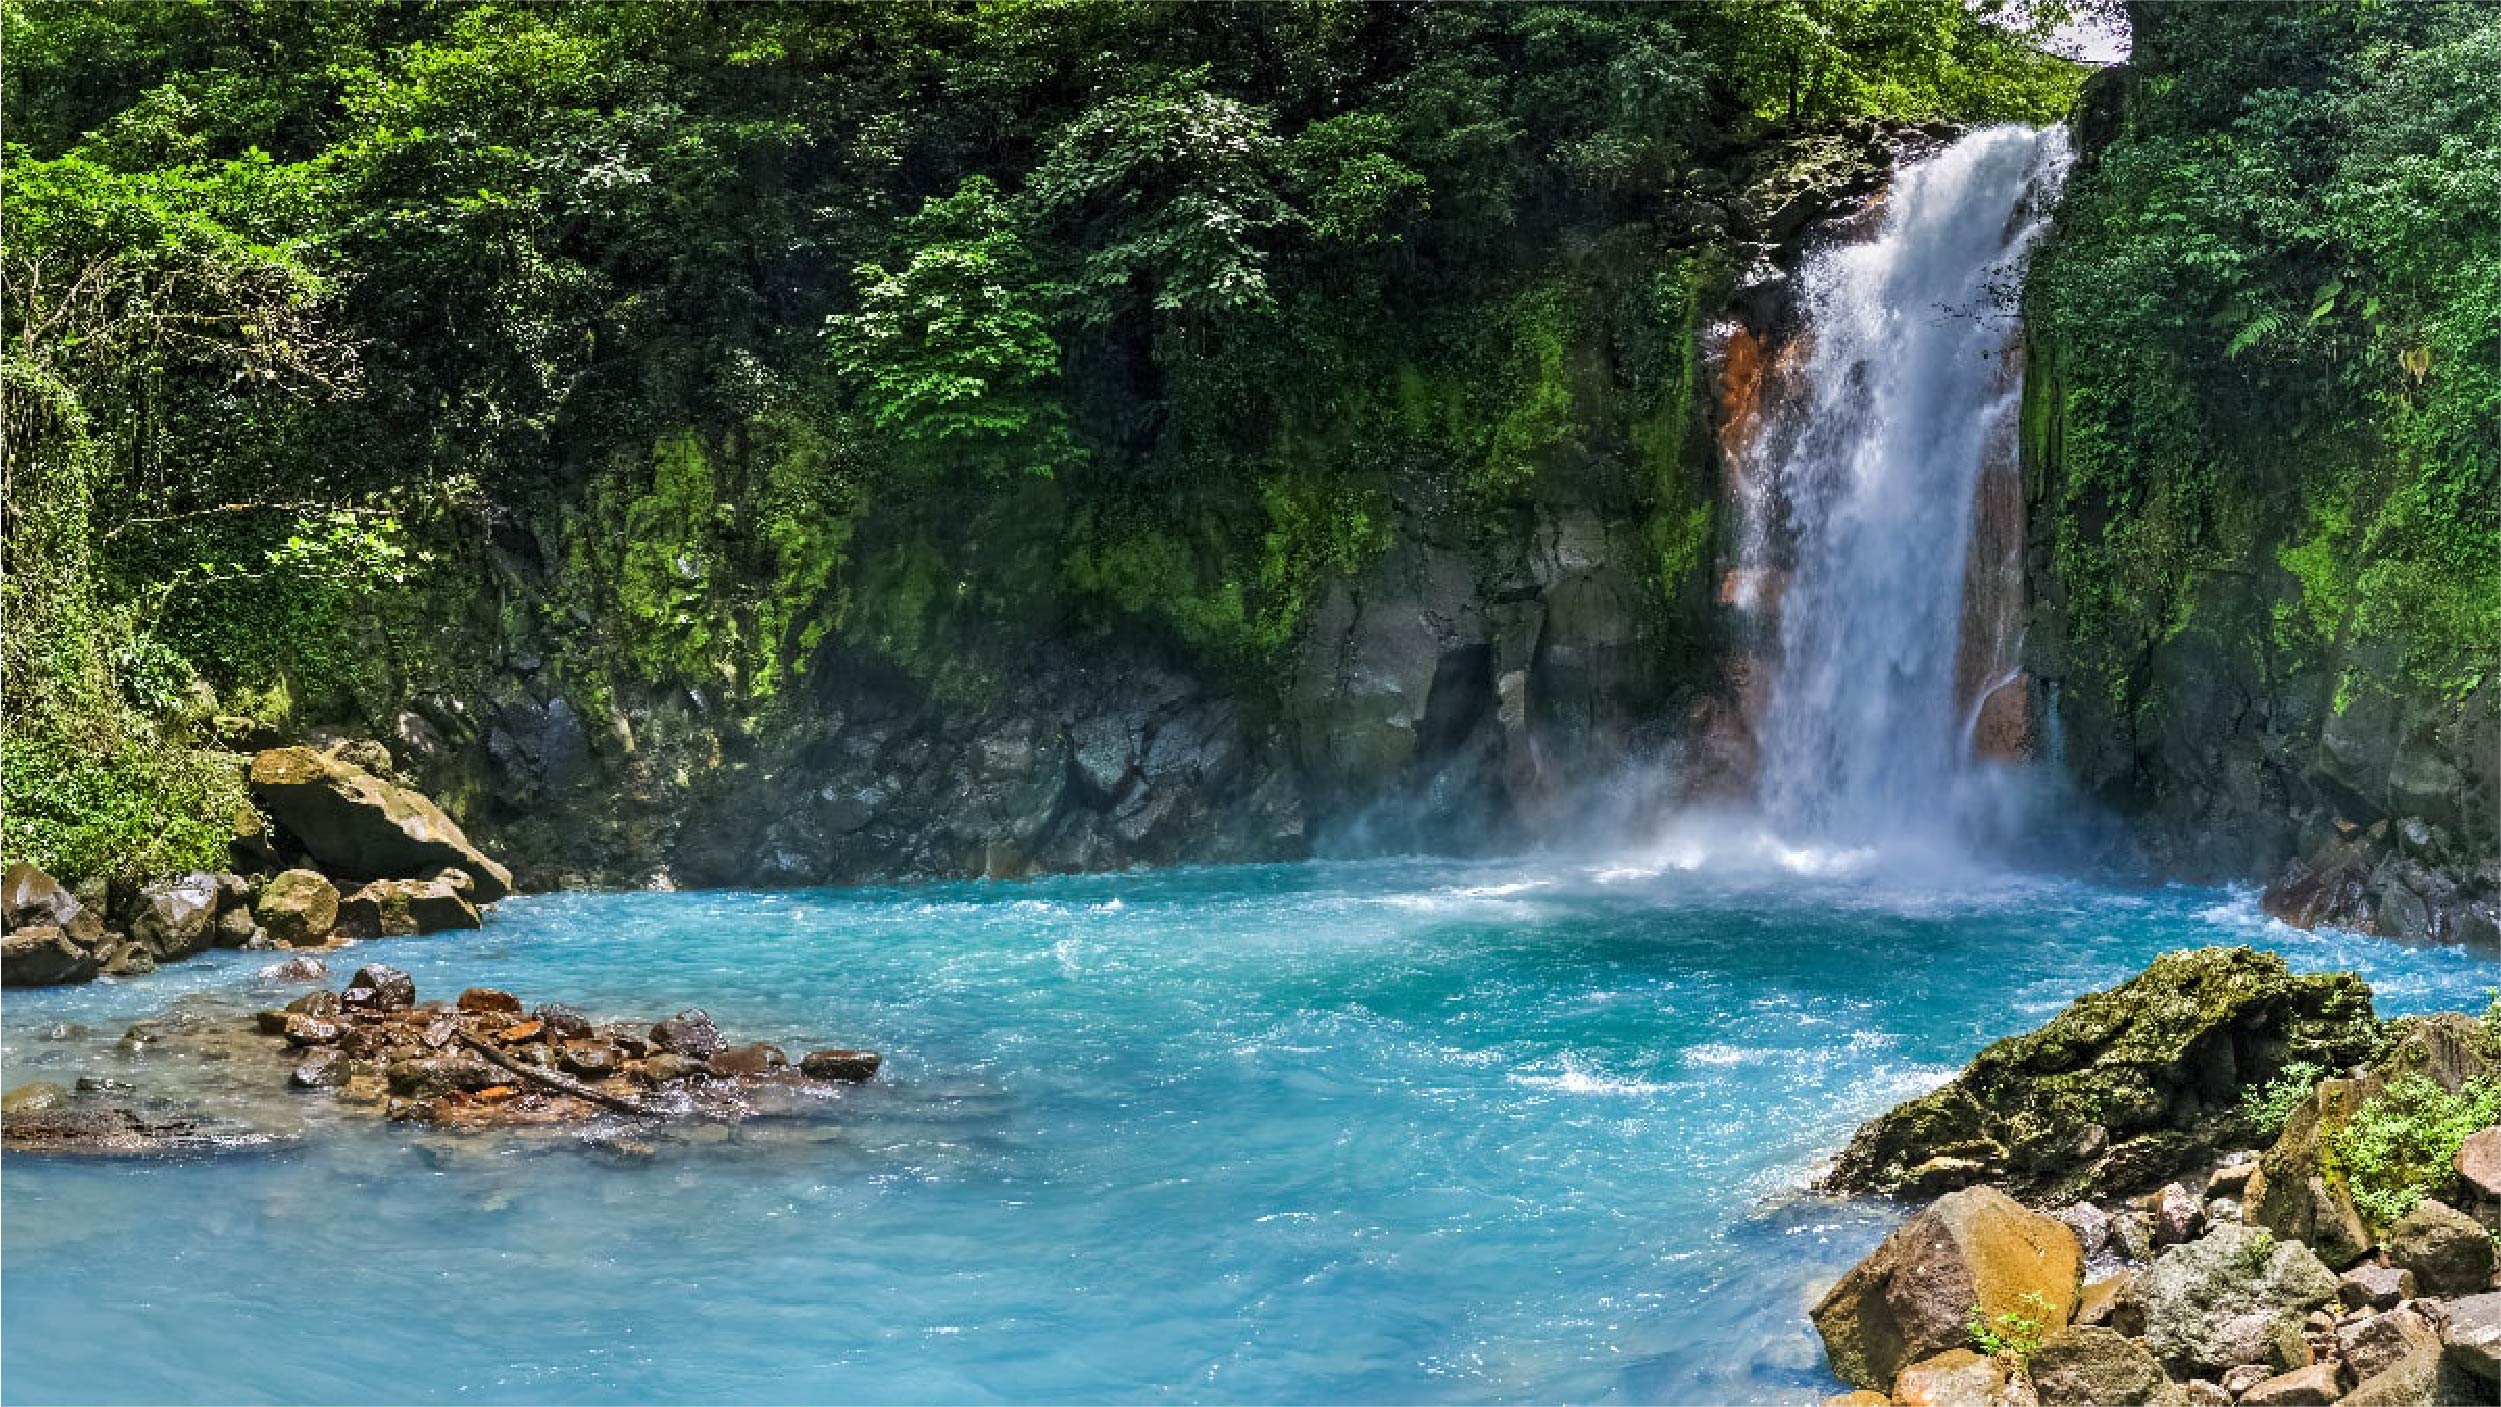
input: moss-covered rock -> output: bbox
[1822,948,2382,1203]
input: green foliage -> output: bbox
[2327,1074,2501,1228]
[1968,1291,2054,1360]
[828,177,1078,481]
[2030,0,2500,780]
[2242,1059,2326,1138]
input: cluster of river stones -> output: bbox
[1811,947,2501,1407]
[3,742,513,987]
[2,960,882,1151]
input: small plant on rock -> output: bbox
[1968,1291,2052,1361]
[2242,1059,2326,1137]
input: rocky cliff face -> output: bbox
[347,123,1953,890]
[2017,48,2499,939]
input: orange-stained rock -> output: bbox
[1813,1186,2083,1391]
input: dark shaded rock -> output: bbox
[337,877,481,938]
[649,1010,725,1059]
[706,1042,786,1077]
[248,746,512,900]
[639,1052,702,1083]
[342,964,415,1013]
[2126,1223,2338,1376]
[2,1097,274,1156]
[291,1050,350,1089]
[282,1013,340,1046]
[1823,948,2381,1202]
[131,872,220,960]
[2027,1325,2187,1407]
[1810,1186,2083,1391]
[254,869,339,948]
[213,904,259,948]
[2341,1264,2417,1311]
[386,1055,497,1098]
[558,1041,621,1079]
[800,1048,882,1082]
[456,988,522,1016]
[286,989,344,1018]
[3,924,100,987]
[535,1004,593,1041]
[260,955,329,983]
[4,863,90,931]
[2387,1199,2494,1296]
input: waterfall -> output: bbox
[1746,126,2073,849]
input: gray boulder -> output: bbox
[2127,1224,2339,1376]
[130,872,219,960]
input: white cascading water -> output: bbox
[1751,125,2072,850]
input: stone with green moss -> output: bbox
[1822,947,2382,1203]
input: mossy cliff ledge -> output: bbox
[1814,948,2501,1405]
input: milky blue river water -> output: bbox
[5,846,2495,1404]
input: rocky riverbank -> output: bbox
[1812,947,2501,1407]
[3,963,882,1154]
[3,741,511,987]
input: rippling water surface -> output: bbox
[5,846,2494,1404]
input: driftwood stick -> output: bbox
[455,1031,658,1118]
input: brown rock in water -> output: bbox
[386,1055,497,1098]
[649,1010,726,1059]
[338,877,480,938]
[286,989,344,1018]
[639,1053,703,1083]
[535,1004,593,1041]
[1811,1186,2083,1391]
[2026,1325,2186,1407]
[497,1020,544,1044]
[130,873,221,960]
[558,1041,621,1079]
[3,924,101,987]
[261,956,330,983]
[291,1050,350,1089]
[707,1042,787,1077]
[457,988,522,1016]
[801,1049,882,1082]
[1888,1348,2009,1407]
[341,965,415,1013]
[1822,948,2381,1202]
[282,1013,341,1046]
[255,870,339,948]
[248,746,512,900]
[2386,1199,2494,1296]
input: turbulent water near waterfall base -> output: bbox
[7,857,2496,1405]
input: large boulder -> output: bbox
[2026,1325,2188,1407]
[1822,948,2381,1202]
[2246,1077,2380,1268]
[1812,1186,2083,1391]
[248,747,512,900]
[130,872,221,960]
[2,925,100,986]
[254,869,339,948]
[3,862,104,943]
[2125,1224,2339,1376]
[2386,1199,2494,1296]
[336,877,479,938]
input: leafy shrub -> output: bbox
[2242,1060,2326,1138]
[2327,1074,2501,1227]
